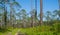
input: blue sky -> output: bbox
[16,0,59,16]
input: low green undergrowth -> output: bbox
[20,23,60,35]
[0,23,60,35]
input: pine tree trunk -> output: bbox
[58,0,60,10]
[40,0,43,25]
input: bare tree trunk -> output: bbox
[58,0,60,10]
[40,0,43,25]
[58,0,60,20]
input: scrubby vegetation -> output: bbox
[20,23,60,35]
[0,23,60,35]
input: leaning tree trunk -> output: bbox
[40,0,43,25]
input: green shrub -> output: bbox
[53,23,60,33]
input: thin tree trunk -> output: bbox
[40,0,43,25]
[58,0,60,10]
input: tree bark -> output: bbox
[58,0,60,10]
[40,0,43,25]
